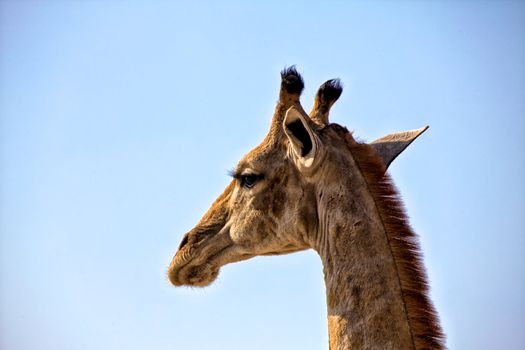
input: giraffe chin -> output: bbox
[170,263,220,287]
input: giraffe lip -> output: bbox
[168,243,235,287]
[176,264,220,287]
[168,258,218,287]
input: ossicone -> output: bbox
[310,78,343,125]
[269,66,308,134]
[280,65,304,95]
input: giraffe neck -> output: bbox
[316,205,414,349]
[312,172,415,350]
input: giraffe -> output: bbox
[168,67,444,350]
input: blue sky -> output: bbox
[1,1,524,349]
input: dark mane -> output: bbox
[336,125,445,349]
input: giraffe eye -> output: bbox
[240,174,261,189]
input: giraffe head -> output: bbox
[168,67,426,287]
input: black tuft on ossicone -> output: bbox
[280,65,304,95]
[318,78,343,103]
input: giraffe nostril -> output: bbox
[178,226,219,251]
[178,233,190,250]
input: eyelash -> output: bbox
[229,171,264,189]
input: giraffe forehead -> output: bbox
[238,144,287,171]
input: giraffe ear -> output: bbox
[370,126,429,169]
[283,107,318,168]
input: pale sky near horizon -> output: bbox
[1,1,524,349]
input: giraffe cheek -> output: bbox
[228,215,269,250]
[229,218,255,244]
[270,188,287,219]
[228,224,244,243]
[252,192,271,211]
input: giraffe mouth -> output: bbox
[168,232,255,287]
[168,245,229,287]
[170,260,221,287]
